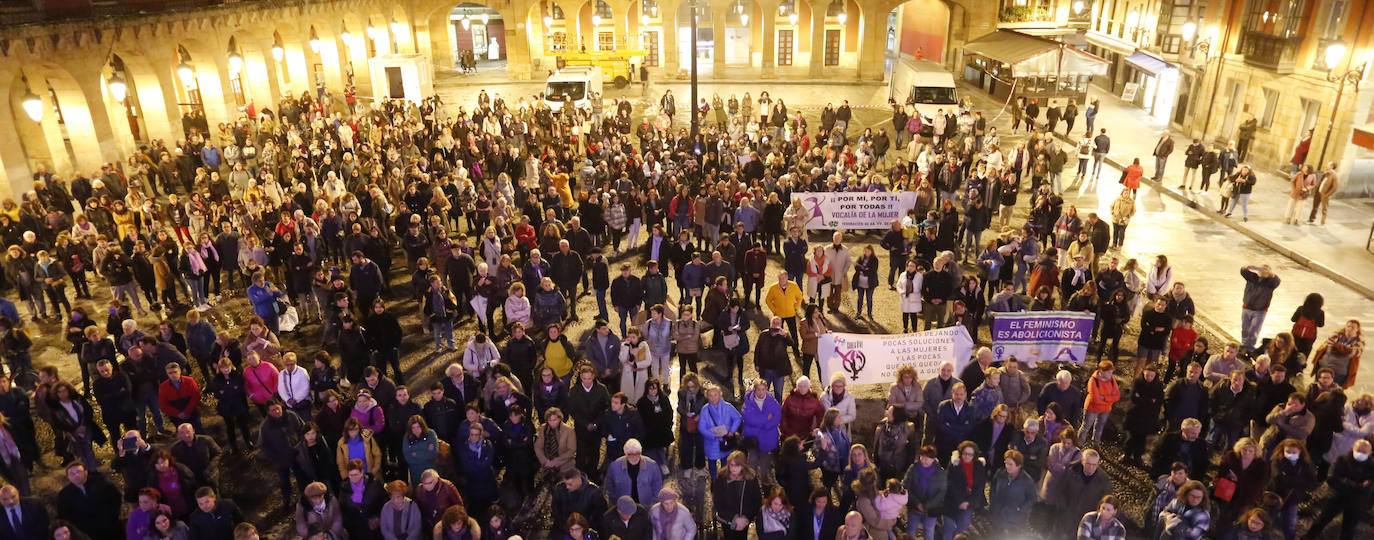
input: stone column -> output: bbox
[68,74,123,169]
[662,3,679,77]
[760,1,777,78]
[808,0,829,78]
[506,19,534,79]
[855,9,887,81]
[712,6,726,76]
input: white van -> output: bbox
[543,65,604,113]
[889,58,958,121]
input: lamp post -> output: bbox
[689,0,699,138]
[1316,42,1368,167]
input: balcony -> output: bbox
[1000,6,1056,24]
[1240,30,1300,74]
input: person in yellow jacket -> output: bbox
[764,271,805,354]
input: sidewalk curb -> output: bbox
[1042,126,1374,303]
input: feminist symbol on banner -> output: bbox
[835,345,867,381]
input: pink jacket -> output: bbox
[243,362,279,405]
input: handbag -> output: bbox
[1213,477,1236,502]
[684,413,700,434]
[435,439,452,462]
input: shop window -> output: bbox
[1260,88,1280,128]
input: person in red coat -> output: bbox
[742,244,768,307]
[780,377,825,441]
[1120,158,1144,198]
[158,362,202,433]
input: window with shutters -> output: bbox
[778,29,793,65]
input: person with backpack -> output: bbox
[1290,293,1325,357]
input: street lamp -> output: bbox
[20,75,42,122]
[544,15,553,27]
[461,15,471,30]
[271,37,285,61]
[309,26,321,53]
[592,14,602,27]
[789,12,798,25]
[641,14,650,25]
[340,24,352,45]
[482,13,489,24]
[366,19,381,40]
[1181,21,1197,43]
[176,50,195,86]
[1073,0,1085,15]
[740,13,748,26]
[837,10,847,25]
[227,37,243,74]
[390,18,406,39]
[107,69,128,103]
[689,0,699,138]
[1316,41,1368,166]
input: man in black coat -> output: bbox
[0,485,46,540]
[1303,439,1374,540]
[1149,418,1210,479]
[55,464,122,539]
[551,470,609,538]
[550,240,585,313]
[602,496,653,539]
[186,487,244,540]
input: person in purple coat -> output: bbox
[740,379,783,472]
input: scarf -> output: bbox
[914,462,936,492]
[187,250,208,274]
[542,424,560,459]
[761,505,792,533]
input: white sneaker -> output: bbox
[195,304,210,312]
[215,295,223,302]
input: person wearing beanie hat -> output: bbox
[601,495,652,539]
[651,487,697,540]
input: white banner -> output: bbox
[789,192,918,230]
[819,327,976,386]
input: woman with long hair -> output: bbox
[710,451,762,540]
[1290,293,1326,356]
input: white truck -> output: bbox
[543,65,604,113]
[889,58,959,122]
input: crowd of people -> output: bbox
[0,75,1366,540]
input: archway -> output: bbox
[675,0,713,71]
[450,3,508,70]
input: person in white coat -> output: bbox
[823,232,852,313]
[895,259,924,333]
[820,373,857,434]
[1326,393,1374,463]
[462,333,501,380]
[650,487,697,540]
[619,327,652,403]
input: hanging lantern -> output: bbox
[461,15,471,30]
[20,80,42,122]
[309,26,321,53]
[107,70,128,103]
